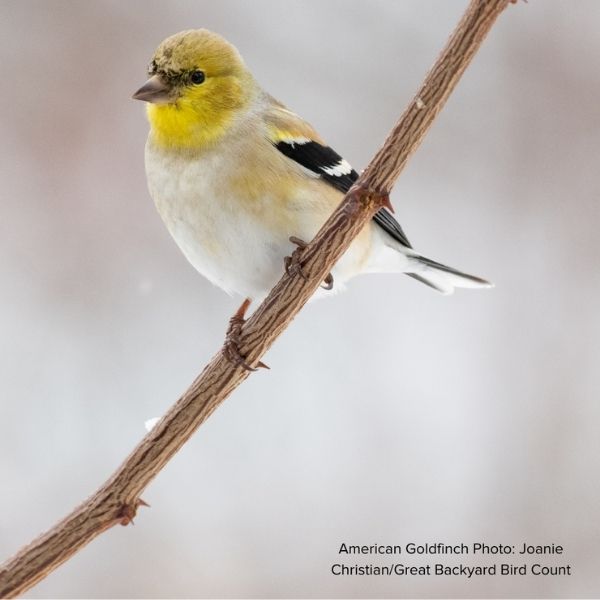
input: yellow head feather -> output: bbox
[145,29,255,150]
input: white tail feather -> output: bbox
[407,254,493,295]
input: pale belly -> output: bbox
[145,144,375,300]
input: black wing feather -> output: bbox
[372,207,413,250]
[274,140,412,249]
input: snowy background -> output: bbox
[1,0,599,597]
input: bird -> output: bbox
[133,29,492,306]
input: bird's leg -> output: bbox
[223,298,269,372]
[284,236,335,290]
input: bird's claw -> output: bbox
[284,236,334,290]
[223,298,269,372]
[284,236,309,280]
[321,272,334,290]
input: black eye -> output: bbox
[190,70,205,85]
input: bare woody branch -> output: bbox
[0,1,515,596]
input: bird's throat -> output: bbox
[146,101,232,150]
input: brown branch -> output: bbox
[0,1,515,596]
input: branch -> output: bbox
[0,1,514,596]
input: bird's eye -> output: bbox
[190,70,205,85]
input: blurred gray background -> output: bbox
[1,1,599,598]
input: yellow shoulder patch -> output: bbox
[265,103,325,146]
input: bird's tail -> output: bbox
[406,254,493,295]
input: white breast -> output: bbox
[145,136,380,300]
[145,141,295,298]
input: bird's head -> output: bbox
[133,29,255,149]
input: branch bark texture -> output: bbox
[0,1,514,596]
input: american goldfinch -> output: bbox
[133,29,492,300]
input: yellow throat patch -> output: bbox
[146,64,255,151]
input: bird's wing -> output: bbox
[265,103,412,249]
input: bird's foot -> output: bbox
[223,298,269,372]
[284,236,334,290]
[284,236,309,280]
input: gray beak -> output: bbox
[132,75,172,104]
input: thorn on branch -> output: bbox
[117,498,150,526]
[347,185,394,214]
[380,192,395,214]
